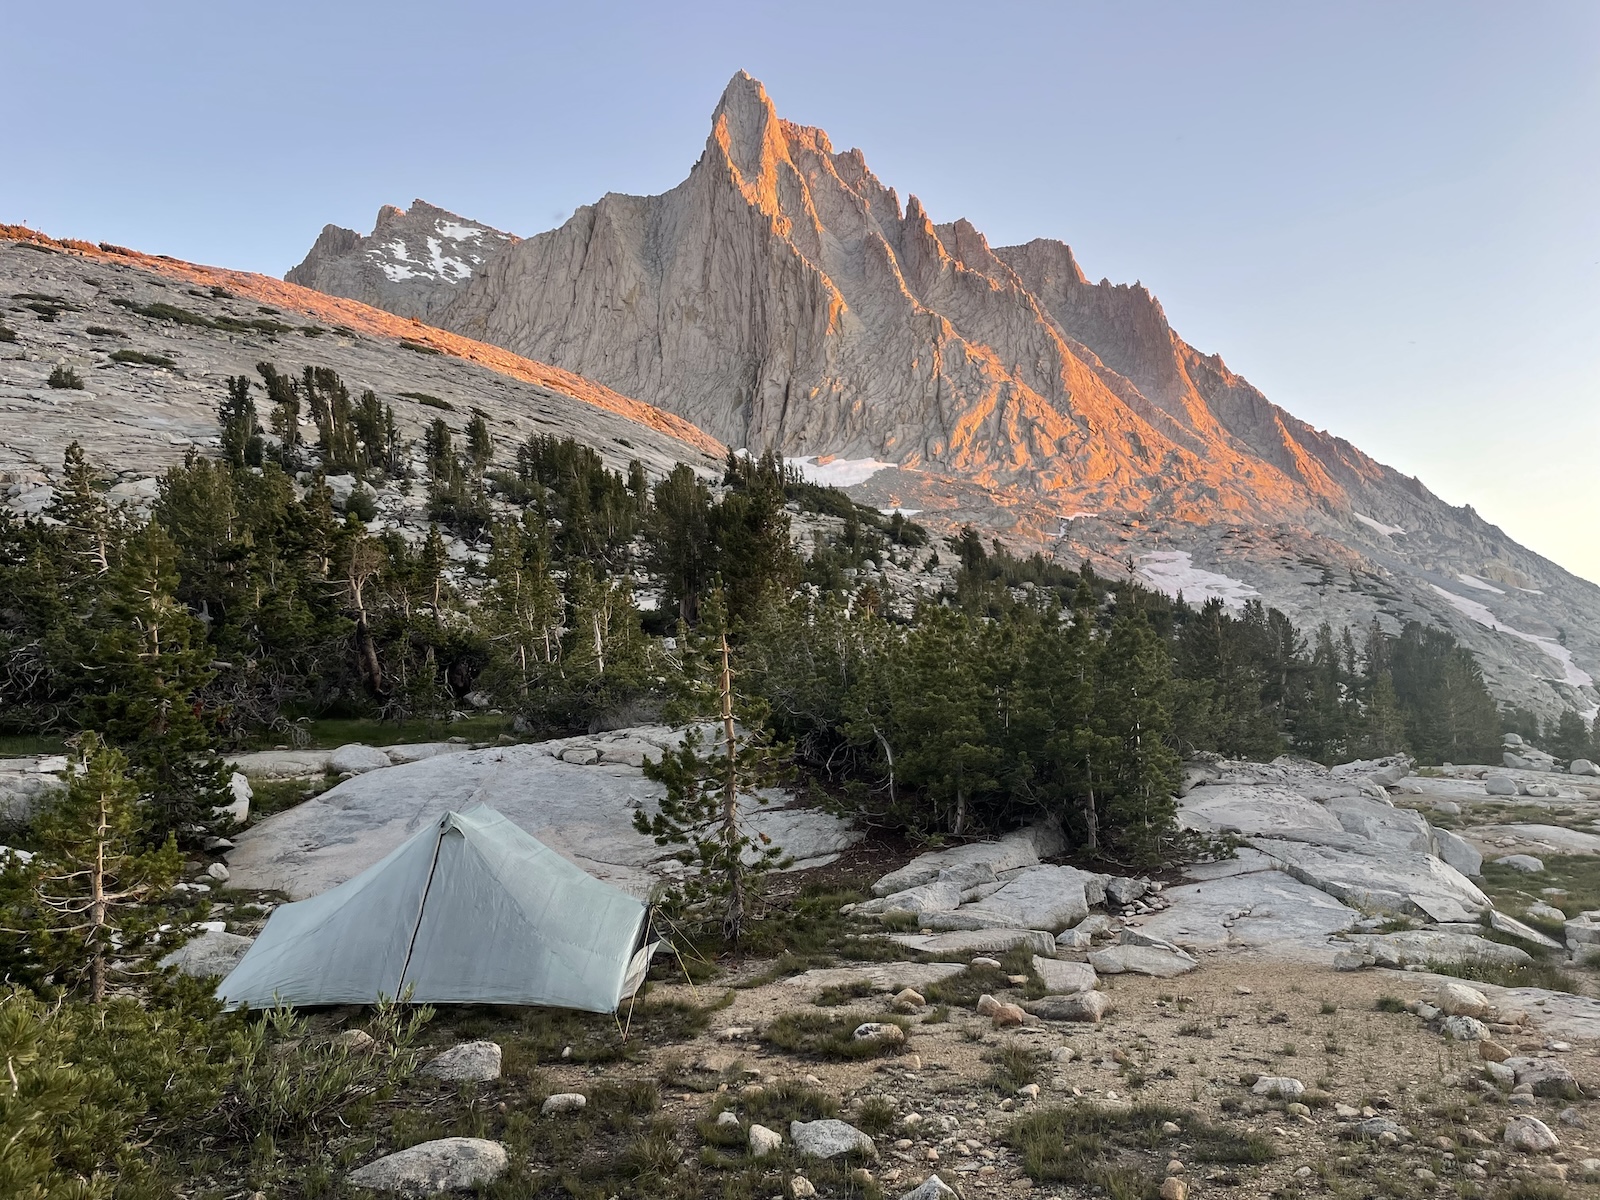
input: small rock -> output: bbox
[1286,1102,1311,1118]
[1052,1046,1077,1063]
[205,862,230,883]
[749,1123,784,1157]
[894,988,926,1009]
[1017,1083,1040,1101]
[716,1110,741,1128]
[1504,1115,1560,1153]
[1159,1178,1187,1200]
[971,957,1001,968]
[1252,1077,1306,1101]
[541,1093,586,1116]
[989,1002,1028,1028]
[897,1175,957,1200]
[1161,1120,1182,1135]
[975,994,1002,1017]
[1558,1107,1586,1128]
[332,1029,376,1052]
[1441,1016,1490,1042]
[1479,1039,1511,1063]
[422,1041,502,1083]
[1436,982,1492,1018]
[790,1176,817,1199]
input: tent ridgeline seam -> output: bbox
[395,820,448,996]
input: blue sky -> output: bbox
[7,1,1597,581]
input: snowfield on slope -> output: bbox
[1137,551,1261,611]
[1430,585,1594,690]
[784,456,896,488]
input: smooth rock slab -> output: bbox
[1480,825,1600,855]
[1177,784,1346,839]
[1135,870,1356,960]
[779,963,966,995]
[1488,910,1564,951]
[1346,931,1531,969]
[1250,837,1488,920]
[422,1041,502,1083]
[1089,944,1197,978]
[1323,795,1433,852]
[890,929,1056,958]
[790,1118,876,1160]
[1031,956,1097,995]
[346,1138,507,1196]
[856,881,963,918]
[159,930,254,979]
[870,826,1062,896]
[944,864,1104,932]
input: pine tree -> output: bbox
[68,523,230,844]
[258,362,301,469]
[466,413,493,477]
[219,376,264,468]
[3,734,181,999]
[1092,612,1182,866]
[635,630,788,945]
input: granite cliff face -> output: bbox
[281,72,1600,720]
[286,200,515,325]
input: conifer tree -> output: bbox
[219,376,265,468]
[2,734,180,999]
[635,622,788,945]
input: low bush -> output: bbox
[109,349,176,367]
[47,365,83,389]
[0,322,15,343]
[84,325,127,337]
[401,391,454,410]
[401,340,443,355]
[762,1009,908,1060]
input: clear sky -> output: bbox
[7,1,1597,582]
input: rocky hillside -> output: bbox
[283,72,1600,721]
[286,200,516,325]
[0,230,721,520]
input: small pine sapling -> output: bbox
[635,628,790,946]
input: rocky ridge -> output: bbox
[285,72,1600,719]
[286,200,516,325]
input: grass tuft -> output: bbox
[763,1010,908,1060]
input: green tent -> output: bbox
[217,805,653,1011]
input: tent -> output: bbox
[217,805,654,1012]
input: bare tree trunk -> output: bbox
[720,633,744,945]
[90,793,109,1003]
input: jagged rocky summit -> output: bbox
[281,72,1600,720]
[287,200,516,325]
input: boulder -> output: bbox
[1026,991,1113,1023]
[1569,759,1600,777]
[1088,944,1197,978]
[851,1022,906,1049]
[422,1041,502,1083]
[159,930,254,979]
[1503,1116,1560,1153]
[1495,855,1545,875]
[540,1094,586,1115]
[870,826,1062,896]
[856,881,963,919]
[1251,1076,1305,1100]
[1435,982,1491,1018]
[790,1118,876,1160]
[1031,956,1097,995]
[1431,827,1482,877]
[226,748,335,780]
[1485,775,1518,797]
[1441,1016,1489,1041]
[216,771,251,825]
[346,1138,507,1195]
[328,743,394,775]
[1503,1057,1578,1098]
[749,1123,783,1157]
[1135,871,1356,960]
[956,864,1104,931]
[1104,877,1149,906]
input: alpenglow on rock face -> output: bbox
[286,71,1600,719]
[287,200,516,324]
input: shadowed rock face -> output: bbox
[287,200,516,324]
[282,71,1600,719]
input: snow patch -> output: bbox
[436,219,488,242]
[1353,512,1406,537]
[370,239,420,281]
[785,456,895,488]
[1063,511,1099,521]
[1429,585,1594,690]
[1137,551,1261,612]
[1456,573,1505,595]
[879,507,921,517]
[424,237,474,282]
